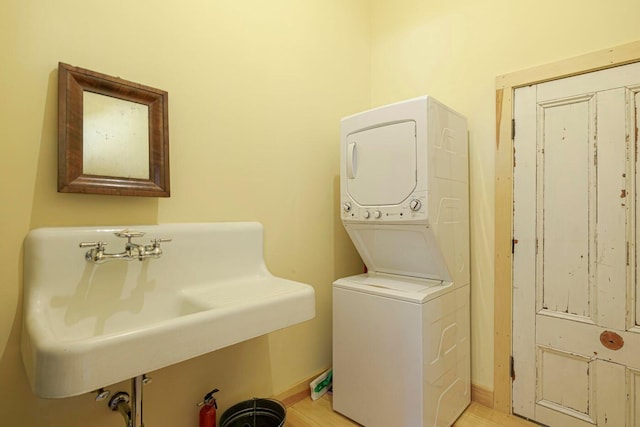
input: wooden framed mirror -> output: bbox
[58,62,170,197]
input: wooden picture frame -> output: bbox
[58,62,170,197]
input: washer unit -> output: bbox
[333,96,470,427]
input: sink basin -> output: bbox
[22,222,315,398]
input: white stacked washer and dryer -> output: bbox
[333,96,470,427]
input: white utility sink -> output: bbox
[22,222,315,398]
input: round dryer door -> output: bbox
[345,120,417,206]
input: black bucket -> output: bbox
[219,398,286,427]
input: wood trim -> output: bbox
[471,384,494,409]
[494,40,640,413]
[272,372,318,407]
[495,84,514,414]
[496,41,640,91]
[275,372,496,413]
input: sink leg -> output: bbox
[131,375,144,427]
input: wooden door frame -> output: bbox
[494,40,640,413]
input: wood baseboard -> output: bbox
[275,372,496,411]
[471,384,494,409]
[272,372,318,407]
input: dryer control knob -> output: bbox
[409,199,422,211]
[374,210,382,219]
[343,202,352,212]
[363,211,370,219]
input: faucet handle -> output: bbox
[149,237,172,251]
[80,241,108,263]
[79,241,108,249]
[114,229,146,240]
[151,237,172,245]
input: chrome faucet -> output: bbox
[80,229,171,264]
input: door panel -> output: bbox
[534,359,626,427]
[538,95,595,321]
[595,88,628,330]
[513,61,640,426]
[536,347,594,423]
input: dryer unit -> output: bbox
[333,96,470,427]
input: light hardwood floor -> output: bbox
[284,394,536,427]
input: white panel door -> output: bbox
[513,62,640,426]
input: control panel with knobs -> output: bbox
[341,197,426,221]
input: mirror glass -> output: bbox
[82,92,150,179]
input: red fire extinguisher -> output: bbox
[198,388,219,427]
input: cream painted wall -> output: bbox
[0,1,368,425]
[370,0,640,389]
[6,2,640,424]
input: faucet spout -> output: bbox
[90,250,135,264]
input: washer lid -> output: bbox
[333,273,452,303]
[345,121,417,206]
